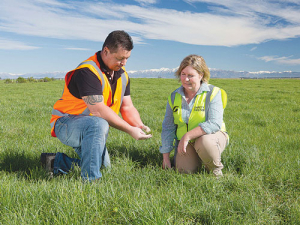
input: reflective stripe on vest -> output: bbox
[168,84,227,140]
[78,60,105,92]
[50,55,128,137]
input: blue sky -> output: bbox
[0,0,300,74]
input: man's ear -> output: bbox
[103,47,109,55]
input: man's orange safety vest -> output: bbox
[50,53,129,137]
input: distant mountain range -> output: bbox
[1,68,300,79]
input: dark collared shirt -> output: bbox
[68,51,130,99]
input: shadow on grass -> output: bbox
[0,144,162,180]
[109,144,162,168]
[0,150,46,180]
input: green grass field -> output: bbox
[0,78,299,224]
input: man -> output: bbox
[41,30,152,181]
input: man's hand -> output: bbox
[129,127,152,140]
[83,95,152,140]
[141,125,151,134]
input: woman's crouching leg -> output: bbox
[175,143,202,174]
[194,131,227,177]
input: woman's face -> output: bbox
[180,65,202,93]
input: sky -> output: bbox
[0,0,300,74]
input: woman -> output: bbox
[160,54,229,177]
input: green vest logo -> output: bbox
[172,106,178,112]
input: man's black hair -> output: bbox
[102,30,133,53]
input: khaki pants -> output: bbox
[175,131,228,177]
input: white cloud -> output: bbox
[185,0,300,25]
[0,38,39,50]
[258,55,300,65]
[64,47,90,51]
[0,0,299,47]
[134,0,157,5]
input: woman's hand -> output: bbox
[177,134,190,154]
[177,127,206,154]
[162,153,172,169]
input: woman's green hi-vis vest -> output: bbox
[168,84,227,140]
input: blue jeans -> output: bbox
[53,115,111,181]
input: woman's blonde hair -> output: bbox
[175,54,210,83]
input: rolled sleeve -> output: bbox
[199,90,224,134]
[159,101,177,154]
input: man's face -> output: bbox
[103,46,131,71]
